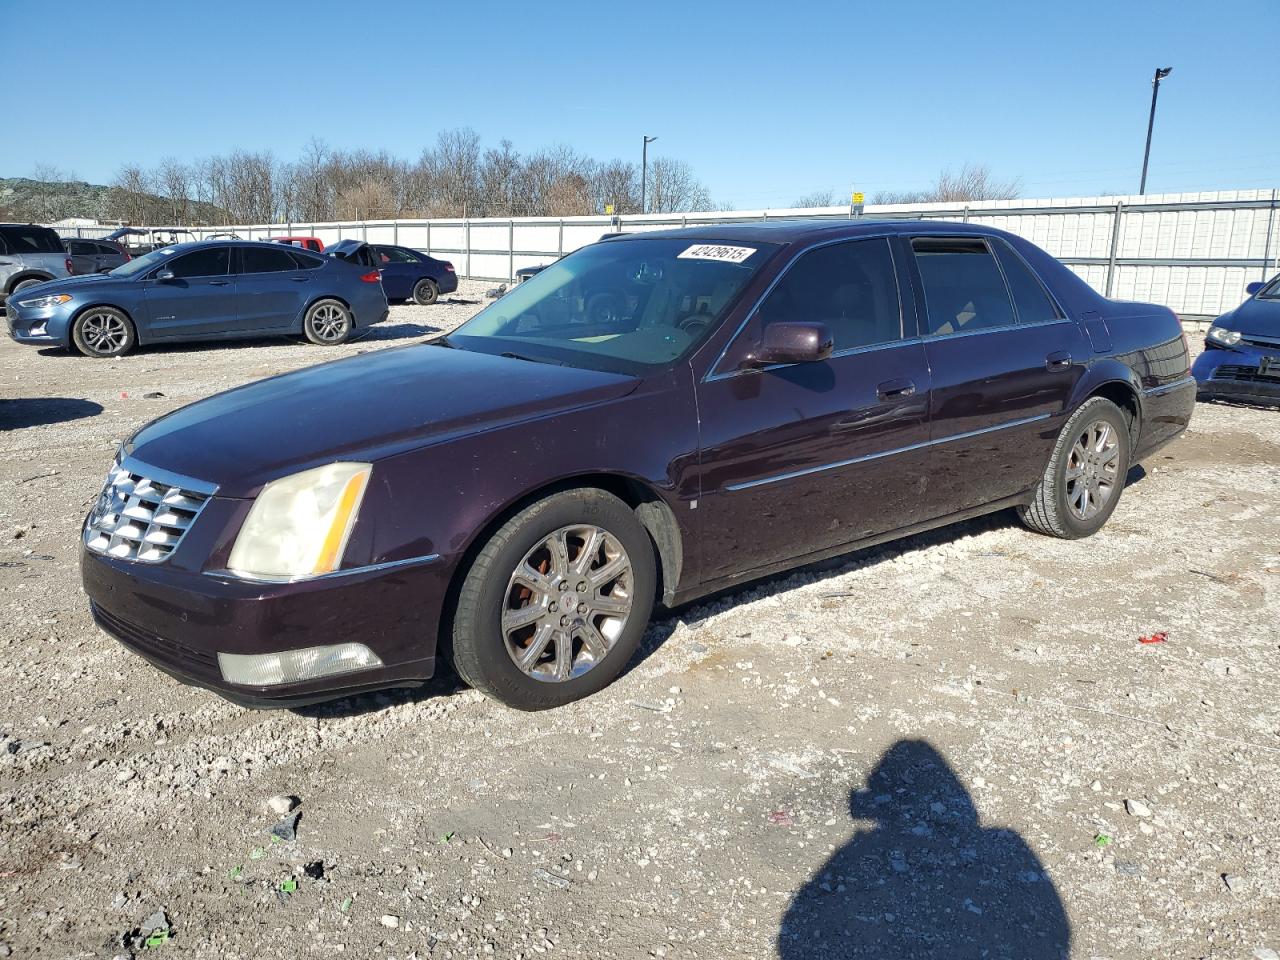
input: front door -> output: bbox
[372,245,419,300]
[141,246,234,339]
[696,236,933,583]
[905,234,1087,514]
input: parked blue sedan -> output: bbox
[1192,273,1280,406]
[5,240,389,357]
[369,243,457,304]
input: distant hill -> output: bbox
[0,177,229,225]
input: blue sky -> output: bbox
[3,0,1277,205]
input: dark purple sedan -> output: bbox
[81,221,1196,710]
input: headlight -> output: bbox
[227,462,371,581]
[1206,326,1242,347]
[17,293,72,308]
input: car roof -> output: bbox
[608,218,1009,244]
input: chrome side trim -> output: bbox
[1142,374,1196,397]
[723,412,1054,492]
[204,552,442,584]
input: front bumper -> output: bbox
[6,301,72,345]
[82,543,447,708]
[1192,347,1280,407]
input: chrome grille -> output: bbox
[84,462,211,563]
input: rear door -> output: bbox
[906,234,1086,514]
[235,245,312,330]
[66,240,97,275]
[696,236,934,581]
[371,245,418,299]
[94,241,128,272]
[140,246,234,338]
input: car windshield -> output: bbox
[447,237,779,373]
[108,246,180,278]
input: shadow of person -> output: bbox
[778,740,1070,960]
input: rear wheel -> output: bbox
[412,278,439,305]
[450,488,656,710]
[1018,397,1131,539]
[71,307,136,358]
[302,299,352,345]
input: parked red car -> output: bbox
[270,236,325,253]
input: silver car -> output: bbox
[0,223,71,304]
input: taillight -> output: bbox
[65,256,75,274]
[444,263,455,273]
[360,271,381,283]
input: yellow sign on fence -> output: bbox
[851,192,865,205]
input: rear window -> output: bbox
[1,225,63,254]
[992,239,1061,324]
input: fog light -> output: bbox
[217,643,383,686]
[30,321,48,337]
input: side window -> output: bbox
[383,247,419,264]
[993,239,1061,324]
[68,240,93,255]
[241,246,299,273]
[95,242,120,256]
[911,237,1016,336]
[755,238,902,351]
[166,247,230,279]
[3,226,62,254]
[288,250,324,269]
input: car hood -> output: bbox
[26,273,120,295]
[1215,297,1280,336]
[124,344,641,498]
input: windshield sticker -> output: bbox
[158,248,177,256]
[677,244,757,264]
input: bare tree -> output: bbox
[591,159,640,215]
[873,163,1021,204]
[792,189,837,208]
[645,156,711,213]
[28,163,78,221]
[156,158,192,224]
[108,165,155,224]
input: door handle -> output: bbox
[209,280,230,286]
[290,276,310,282]
[1045,351,1072,371]
[876,378,917,401]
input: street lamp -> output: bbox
[1139,66,1173,196]
[641,135,658,214]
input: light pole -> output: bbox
[1139,67,1172,196]
[641,135,658,214]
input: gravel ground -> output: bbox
[1,282,1278,959]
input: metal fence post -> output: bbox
[1261,188,1277,282]
[425,220,431,257]
[963,204,970,223]
[1105,201,1124,297]
[508,219,515,281]
[558,219,564,257]
[393,221,399,246]
[465,220,471,279]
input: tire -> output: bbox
[450,488,657,710]
[1018,397,1131,539]
[11,277,50,296]
[302,299,353,345]
[71,307,136,358]
[412,278,439,306]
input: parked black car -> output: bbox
[80,220,1195,711]
[63,237,130,275]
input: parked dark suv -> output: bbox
[63,237,130,275]
[0,223,71,303]
[81,220,1195,711]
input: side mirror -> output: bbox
[1246,281,1264,296]
[742,322,834,368]
[155,270,176,282]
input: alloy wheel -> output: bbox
[310,304,349,342]
[501,524,634,682]
[80,312,129,354]
[1065,419,1120,521]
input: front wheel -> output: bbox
[72,307,136,358]
[412,278,439,305]
[1018,397,1131,539]
[303,299,353,345]
[450,489,657,710]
